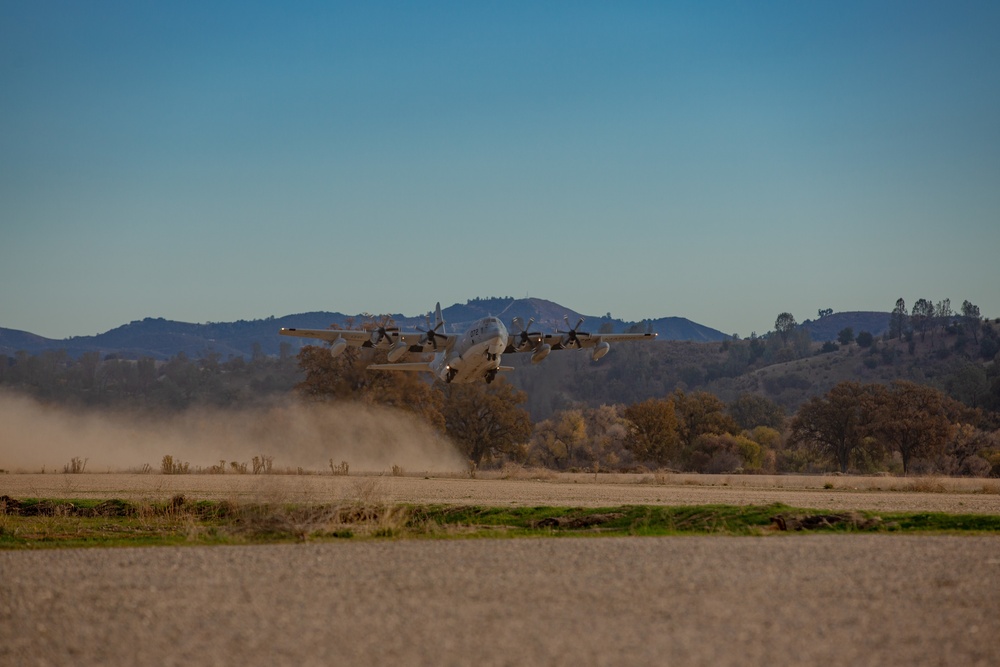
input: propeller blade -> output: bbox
[370,326,393,346]
[417,325,441,349]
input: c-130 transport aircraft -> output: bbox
[279,303,656,384]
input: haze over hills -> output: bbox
[0,297,890,361]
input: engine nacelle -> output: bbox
[531,344,552,364]
[387,342,409,363]
[329,338,348,358]
[592,341,611,361]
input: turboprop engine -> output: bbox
[387,341,409,363]
[559,317,588,349]
[531,344,551,364]
[370,326,394,347]
[329,338,348,357]
[592,341,610,361]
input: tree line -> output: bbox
[0,347,300,410]
[291,339,999,476]
[3,303,997,476]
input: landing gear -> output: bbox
[485,369,498,384]
[446,368,458,383]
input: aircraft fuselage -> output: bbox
[431,316,509,383]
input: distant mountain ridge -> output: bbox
[0,299,890,361]
[1,297,730,360]
[799,311,890,342]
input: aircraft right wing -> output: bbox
[278,328,378,345]
[279,326,455,357]
[280,303,454,356]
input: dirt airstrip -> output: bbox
[3,471,999,514]
[2,472,999,666]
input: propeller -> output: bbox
[512,316,542,351]
[369,326,394,347]
[558,316,589,349]
[417,314,446,350]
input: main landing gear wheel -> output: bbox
[485,369,498,384]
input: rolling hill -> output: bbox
[1,297,729,360]
[799,312,890,341]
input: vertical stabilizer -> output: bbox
[435,302,445,330]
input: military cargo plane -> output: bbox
[279,303,656,384]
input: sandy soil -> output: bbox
[3,472,999,514]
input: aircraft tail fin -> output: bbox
[434,302,445,330]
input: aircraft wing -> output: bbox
[539,331,657,350]
[279,327,455,354]
[278,328,374,345]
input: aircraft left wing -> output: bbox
[535,331,658,357]
[504,316,656,361]
[541,331,657,348]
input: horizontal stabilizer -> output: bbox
[368,362,433,373]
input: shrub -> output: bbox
[161,455,190,475]
[63,457,87,474]
[251,455,273,474]
[685,433,764,473]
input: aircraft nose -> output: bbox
[488,320,508,353]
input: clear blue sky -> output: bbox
[2,1,998,339]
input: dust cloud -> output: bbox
[0,391,466,474]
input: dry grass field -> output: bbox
[4,470,999,514]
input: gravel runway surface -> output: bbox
[3,536,999,666]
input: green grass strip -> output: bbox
[2,498,1000,549]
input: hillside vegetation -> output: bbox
[3,303,998,478]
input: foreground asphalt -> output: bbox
[2,535,999,666]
